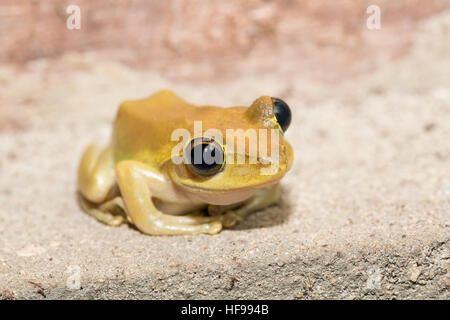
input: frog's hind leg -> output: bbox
[77,144,125,226]
[78,144,116,203]
[77,194,126,226]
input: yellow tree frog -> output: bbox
[77,90,293,236]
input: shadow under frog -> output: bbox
[230,185,293,231]
[77,90,294,236]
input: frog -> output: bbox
[77,90,293,236]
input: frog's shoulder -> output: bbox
[118,90,196,122]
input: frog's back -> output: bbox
[112,90,248,167]
[120,90,201,122]
[112,90,190,166]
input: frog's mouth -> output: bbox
[165,140,292,205]
[174,176,283,206]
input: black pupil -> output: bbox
[272,97,292,132]
[190,142,223,172]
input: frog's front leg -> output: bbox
[219,183,281,228]
[115,160,222,236]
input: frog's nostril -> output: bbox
[258,157,272,165]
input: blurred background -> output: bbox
[1,0,449,132]
[0,0,449,299]
[1,0,448,82]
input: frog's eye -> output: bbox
[185,138,224,177]
[271,97,292,132]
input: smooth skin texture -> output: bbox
[77,90,293,236]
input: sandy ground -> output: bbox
[0,11,449,299]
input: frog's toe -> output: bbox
[208,221,223,234]
[222,211,242,228]
[109,215,126,226]
[84,207,126,227]
[78,193,127,227]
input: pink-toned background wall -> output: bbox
[1,0,448,82]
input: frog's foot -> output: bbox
[154,214,223,234]
[220,183,281,228]
[77,193,126,227]
[222,211,243,228]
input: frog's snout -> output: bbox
[282,141,294,172]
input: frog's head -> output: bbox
[166,96,294,205]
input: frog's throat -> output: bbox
[174,174,282,195]
[174,177,282,206]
